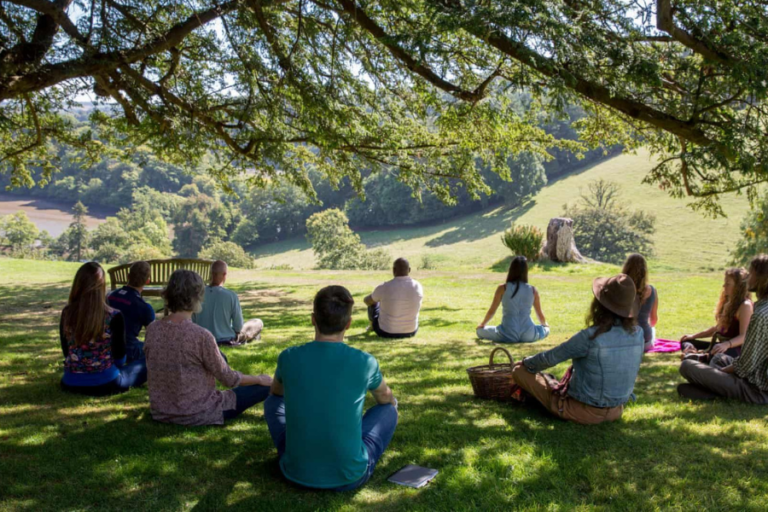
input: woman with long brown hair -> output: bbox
[680,267,752,359]
[60,262,147,395]
[476,256,549,343]
[511,274,644,425]
[622,254,658,352]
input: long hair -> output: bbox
[505,256,529,300]
[715,268,750,331]
[586,298,636,339]
[63,262,108,345]
[622,253,648,299]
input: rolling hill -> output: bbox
[251,150,754,273]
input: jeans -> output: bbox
[61,359,148,397]
[368,304,417,339]
[263,395,398,491]
[476,324,549,343]
[125,342,145,363]
[222,385,271,421]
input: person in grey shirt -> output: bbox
[193,260,263,346]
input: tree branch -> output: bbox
[0,0,239,100]
[656,0,733,65]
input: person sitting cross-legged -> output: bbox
[107,261,155,362]
[264,285,398,491]
[60,262,147,396]
[678,255,768,403]
[476,256,550,344]
[511,274,644,425]
[145,269,272,426]
[363,258,423,339]
[193,260,263,346]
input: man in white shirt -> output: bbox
[363,258,423,339]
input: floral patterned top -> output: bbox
[60,308,126,374]
[144,318,242,426]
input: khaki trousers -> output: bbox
[511,365,623,425]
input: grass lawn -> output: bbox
[2,258,768,511]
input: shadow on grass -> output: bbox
[3,280,768,510]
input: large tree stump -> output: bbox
[541,217,587,263]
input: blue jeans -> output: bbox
[476,324,549,343]
[368,304,418,339]
[61,359,147,396]
[222,385,270,421]
[263,395,398,491]
[125,342,145,363]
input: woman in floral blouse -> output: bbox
[144,269,272,426]
[60,262,147,395]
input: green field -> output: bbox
[2,252,768,511]
[252,150,752,273]
[2,156,767,511]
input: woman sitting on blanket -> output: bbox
[476,256,550,343]
[680,268,752,360]
[511,274,644,425]
[59,262,147,396]
[622,254,658,352]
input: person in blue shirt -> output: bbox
[263,285,398,491]
[60,262,147,396]
[476,256,550,343]
[107,261,155,362]
[512,274,644,425]
[193,260,263,346]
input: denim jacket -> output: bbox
[523,323,644,408]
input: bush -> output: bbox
[564,179,655,264]
[419,254,439,270]
[198,240,254,269]
[732,192,768,265]
[501,223,544,261]
[306,209,390,270]
[121,244,167,263]
[0,211,39,250]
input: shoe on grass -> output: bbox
[677,383,719,401]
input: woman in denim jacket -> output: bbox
[512,274,644,425]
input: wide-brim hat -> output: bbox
[592,274,640,318]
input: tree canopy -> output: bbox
[1,0,767,213]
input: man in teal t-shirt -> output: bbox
[192,260,263,346]
[264,285,398,491]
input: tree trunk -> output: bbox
[541,217,587,263]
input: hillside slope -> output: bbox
[252,150,753,272]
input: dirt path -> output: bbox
[0,193,115,236]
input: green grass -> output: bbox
[251,150,753,273]
[3,258,768,511]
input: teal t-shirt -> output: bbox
[275,341,384,488]
[192,286,243,342]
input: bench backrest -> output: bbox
[108,258,215,290]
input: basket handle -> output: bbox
[489,347,514,367]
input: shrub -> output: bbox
[501,223,544,261]
[306,209,390,270]
[121,244,167,263]
[198,240,254,269]
[732,192,768,265]
[419,254,439,270]
[563,179,656,264]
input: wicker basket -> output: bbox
[466,347,520,402]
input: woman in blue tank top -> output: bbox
[476,256,550,343]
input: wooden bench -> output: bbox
[108,258,215,298]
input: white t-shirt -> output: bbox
[371,276,424,334]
